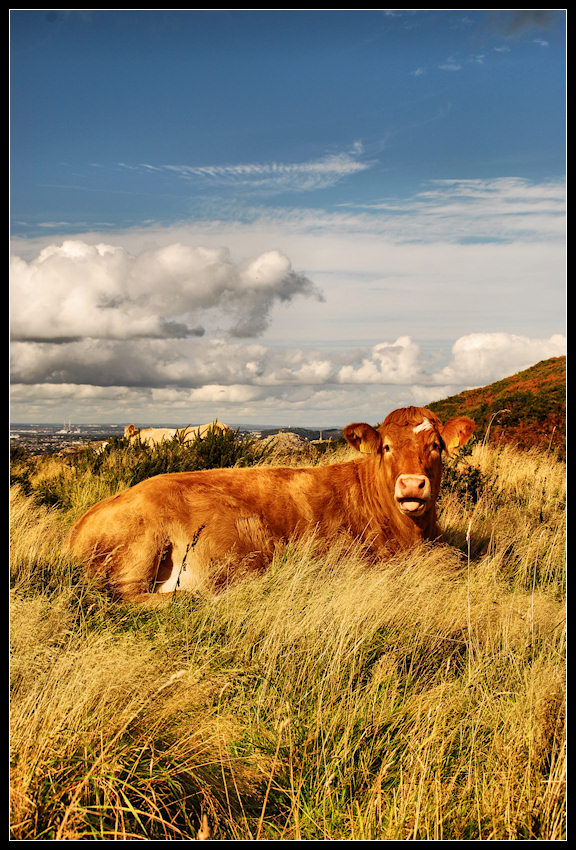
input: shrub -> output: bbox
[96,427,269,481]
[14,427,273,513]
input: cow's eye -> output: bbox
[383,443,391,453]
[431,441,441,452]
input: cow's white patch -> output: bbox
[413,418,433,434]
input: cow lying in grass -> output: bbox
[69,406,474,602]
[124,421,228,446]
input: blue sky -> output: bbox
[10,9,566,427]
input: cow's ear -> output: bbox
[343,423,382,454]
[440,417,475,453]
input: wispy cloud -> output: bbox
[338,177,566,244]
[438,57,462,72]
[118,144,372,195]
[409,9,562,80]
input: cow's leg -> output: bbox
[152,540,208,594]
[94,532,167,601]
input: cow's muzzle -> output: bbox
[394,474,431,516]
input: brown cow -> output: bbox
[69,407,474,602]
[124,421,228,446]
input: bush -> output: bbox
[440,439,487,504]
[101,426,271,487]
[86,428,264,486]
[14,427,273,513]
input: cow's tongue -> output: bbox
[399,499,424,512]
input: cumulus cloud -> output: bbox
[430,332,566,387]
[9,174,565,425]
[10,240,322,343]
[336,337,424,385]
[11,332,565,394]
[11,330,565,426]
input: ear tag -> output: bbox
[359,440,373,454]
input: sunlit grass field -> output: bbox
[10,435,566,840]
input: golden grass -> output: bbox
[210,536,565,839]
[10,441,566,839]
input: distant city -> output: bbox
[10,423,126,455]
[10,422,344,455]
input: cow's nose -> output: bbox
[395,474,430,499]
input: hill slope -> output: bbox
[428,356,566,456]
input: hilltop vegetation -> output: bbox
[10,413,566,840]
[428,357,565,457]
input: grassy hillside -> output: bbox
[428,357,566,457]
[10,429,566,840]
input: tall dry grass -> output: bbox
[10,440,565,839]
[440,441,566,594]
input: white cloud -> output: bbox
[10,176,565,425]
[118,145,372,195]
[336,337,424,384]
[439,58,462,71]
[11,331,565,396]
[10,240,322,343]
[11,330,565,426]
[348,177,566,243]
[431,332,566,387]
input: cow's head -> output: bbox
[124,424,139,439]
[344,407,475,520]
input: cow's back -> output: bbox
[69,460,367,585]
[102,461,365,540]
